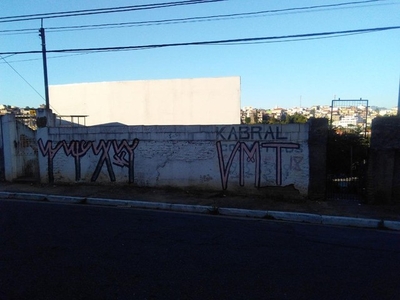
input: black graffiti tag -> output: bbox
[38,139,140,183]
[216,141,300,190]
[63,140,93,181]
[112,139,139,183]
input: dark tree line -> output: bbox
[326,128,369,177]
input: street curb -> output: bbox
[1,192,399,231]
[320,215,382,228]
[0,191,47,201]
[383,220,400,231]
[218,207,268,218]
[266,211,323,224]
[47,195,86,204]
[85,197,211,214]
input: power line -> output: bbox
[0,0,225,23]
[0,25,399,56]
[0,53,92,64]
[0,56,45,100]
[42,0,396,33]
[0,28,37,35]
[0,0,393,35]
[220,31,375,45]
[0,29,378,64]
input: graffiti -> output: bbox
[38,139,65,183]
[261,142,300,186]
[110,139,139,183]
[290,156,303,171]
[216,141,301,190]
[216,125,288,141]
[63,140,93,181]
[91,140,115,182]
[38,138,139,183]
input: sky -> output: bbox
[0,0,399,110]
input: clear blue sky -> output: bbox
[0,0,399,110]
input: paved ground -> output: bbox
[1,182,399,221]
[2,200,399,300]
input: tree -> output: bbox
[282,113,308,124]
[326,129,369,177]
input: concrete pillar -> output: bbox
[1,114,18,181]
[367,116,400,203]
[36,108,56,128]
[36,108,55,184]
[307,118,328,200]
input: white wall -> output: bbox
[1,114,38,180]
[37,123,310,195]
[49,77,241,126]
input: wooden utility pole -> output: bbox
[39,19,50,110]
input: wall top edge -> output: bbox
[49,76,241,88]
[48,123,309,133]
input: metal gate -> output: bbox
[326,99,369,200]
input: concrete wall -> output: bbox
[1,114,38,181]
[49,77,241,126]
[0,117,4,181]
[367,116,400,203]
[37,122,313,197]
[307,118,328,200]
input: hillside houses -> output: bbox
[0,104,38,129]
[0,102,397,131]
[241,105,398,128]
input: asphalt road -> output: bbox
[1,199,399,300]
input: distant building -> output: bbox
[333,115,364,128]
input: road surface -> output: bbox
[1,199,399,299]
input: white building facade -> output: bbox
[49,76,241,126]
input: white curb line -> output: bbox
[218,207,268,218]
[383,220,400,231]
[321,215,381,228]
[267,211,323,224]
[1,192,399,231]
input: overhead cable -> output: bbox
[0,0,225,23]
[42,0,397,33]
[0,56,45,100]
[0,0,391,35]
[1,25,399,56]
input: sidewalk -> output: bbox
[1,182,399,230]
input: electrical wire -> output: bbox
[218,31,376,45]
[0,53,92,64]
[0,56,45,100]
[45,0,396,33]
[0,0,393,35]
[0,0,225,23]
[0,25,399,56]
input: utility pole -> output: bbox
[39,19,50,110]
